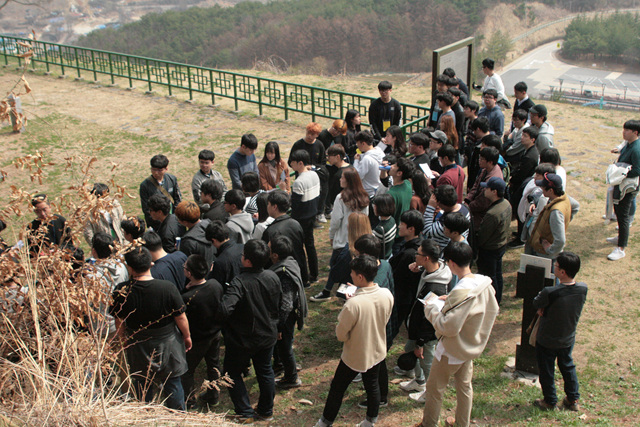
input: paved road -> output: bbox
[501,41,640,102]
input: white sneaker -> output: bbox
[608,247,626,261]
[409,390,426,403]
[606,236,619,245]
[393,366,415,378]
[399,378,426,392]
[316,214,328,223]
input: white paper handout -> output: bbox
[419,291,445,311]
[419,163,435,179]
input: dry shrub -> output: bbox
[0,153,230,425]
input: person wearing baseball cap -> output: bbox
[526,172,571,261]
[529,104,554,153]
[426,130,448,175]
[476,176,511,303]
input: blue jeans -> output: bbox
[134,375,185,410]
[224,344,275,417]
[476,245,506,303]
[535,343,580,405]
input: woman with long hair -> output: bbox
[343,109,362,160]
[310,168,369,302]
[409,170,432,214]
[440,115,458,151]
[381,125,408,158]
[251,192,274,240]
[440,115,461,165]
[258,141,290,192]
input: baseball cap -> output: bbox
[480,176,506,192]
[535,172,562,189]
[426,130,447,145]
[529,104,547,117]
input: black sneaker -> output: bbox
[254,411,274,422]
[276,378,302,389]
[357,399,388,409]
[310,290,331,302]
[507,238,525,249]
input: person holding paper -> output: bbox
[402,239,452,403]
[415,242,499,427]
[314,255,393,427]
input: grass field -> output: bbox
[0,63,639,426]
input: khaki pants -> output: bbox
[420,355,473,427]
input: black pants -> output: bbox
[321,359,383,424]
[476,245,506,303]
[274,312,299,382]
[298,217,319,280]
[614,189,639,248]
[182,331,221,404]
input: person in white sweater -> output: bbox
[314,255,393,427]
[416,242,499,427]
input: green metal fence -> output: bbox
[0,35,429,134]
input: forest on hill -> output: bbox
[561,12,640,65]
[77,0,634,74]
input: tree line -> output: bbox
[78,0,486,74]
[561,12,640,64]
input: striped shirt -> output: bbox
[422,204,471,251]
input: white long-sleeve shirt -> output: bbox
[354,147,384,197]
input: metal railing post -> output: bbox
[257,78,262,115]
[283,83,288,120]
[209,69,215,105]
[232,74,238,111]
[91,50,97,81]
[74,47,80,78]
[146,59,152,92]
[108,53,115,85]
[167,63,172,96]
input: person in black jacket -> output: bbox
[206,220,243,287]
[269,236,307,389]
[28,193,72,254]
[200,179,229,223]
[217,239,282,423]
[175,201,215,269]
[369,80,402,142]
[262,190,309,285]
[402,239,452,403]
[148,194,185,253]
[508,127,540,248]
[181,254,224,407]
[389,210,423,327]
[139,154,182,230]
[511,81,535,131]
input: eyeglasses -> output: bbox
[415,252,427,258]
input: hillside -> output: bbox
[75,0,637,74]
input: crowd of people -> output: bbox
[19,59,640,426]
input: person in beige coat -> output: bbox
[83,183,126,246]
[415,242,499,427]
[314,254,393,427]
